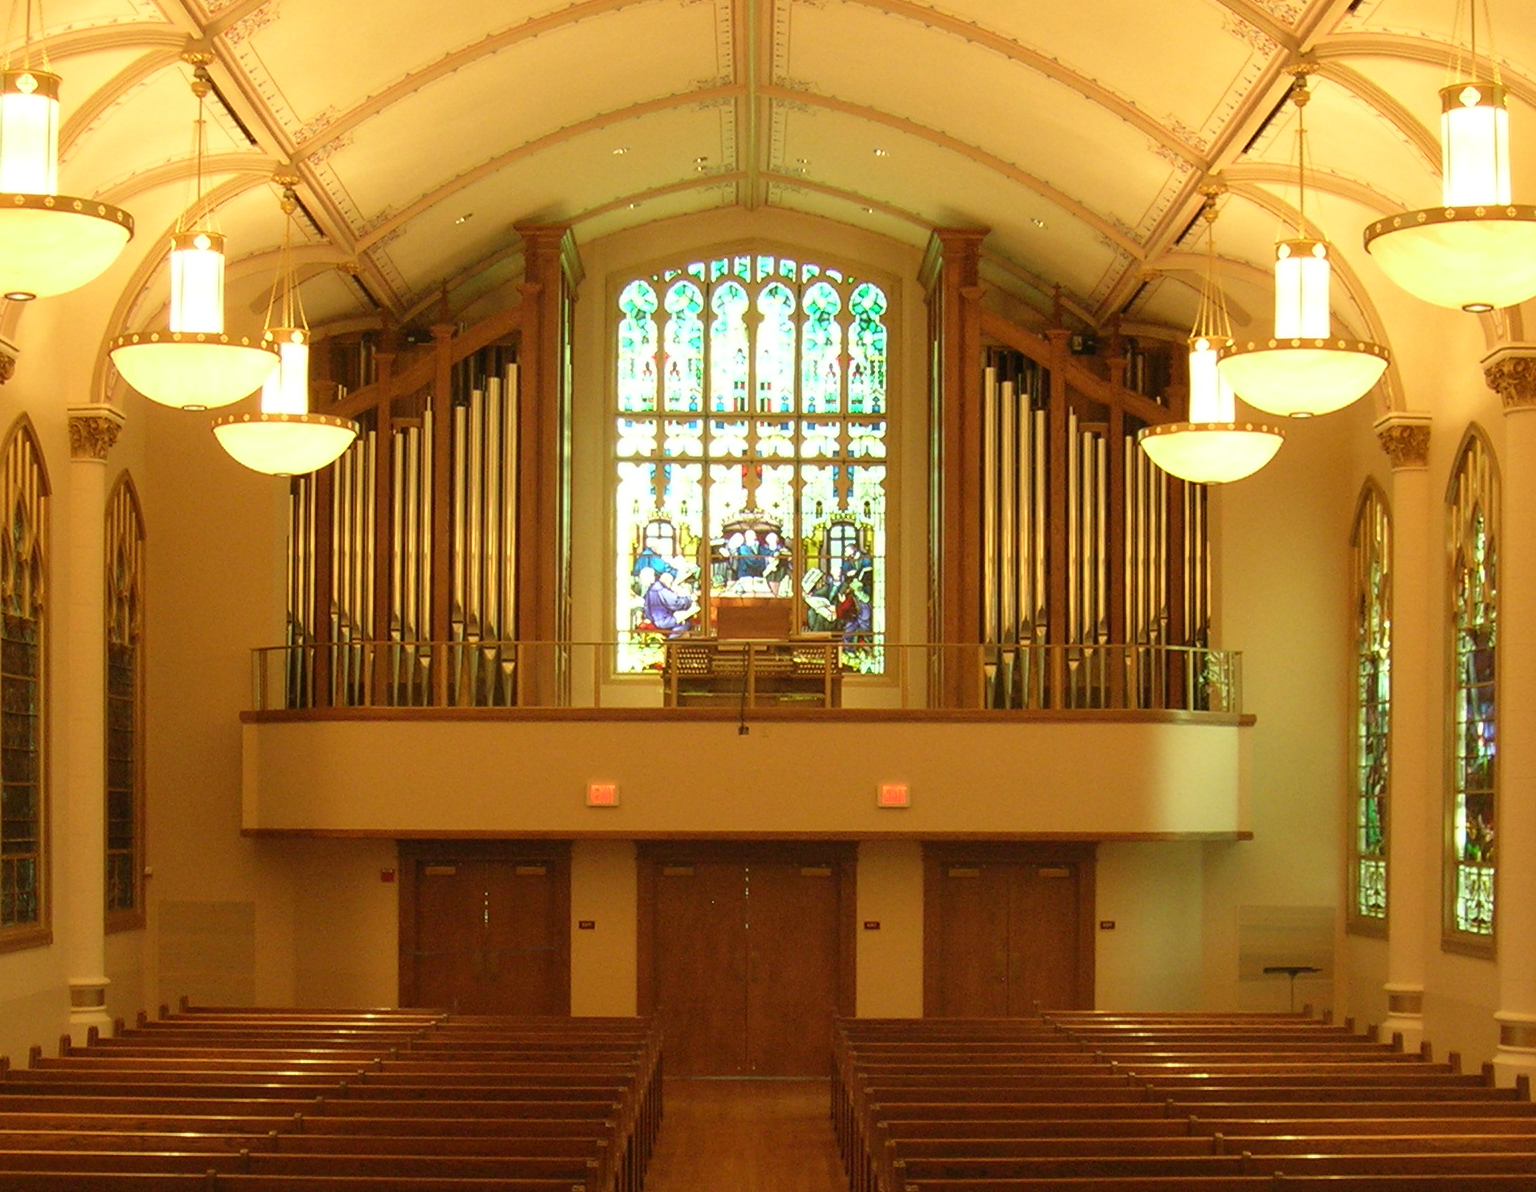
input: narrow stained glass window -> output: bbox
[1447,428,1498,945]
[106,475,145,928]
[1349,481,1390,933]
[0,418,47,942]
[614,253,890,674]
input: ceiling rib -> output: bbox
[1312,31,1536,108]
[61,48,183,160]
[1315,62,1440,171]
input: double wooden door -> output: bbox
[640,844,854,1077]
[399,841,571,1015]
[923,844,1095,1016]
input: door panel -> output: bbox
[930,863,1010,1017]
[745,862,841,1076]
[653,861,749,1076]
[1009,865,1082,1013]
[924,845,1094,1016]
[400,843,571,1015]
[641,845,853,1077]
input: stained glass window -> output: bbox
[106,475,144,928]
[1349,481,1390,932]
[1447,429,1497,944]
[614,255,889,673]
[0,418,47,941]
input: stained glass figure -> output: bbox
[614,254,890,673]
[1448,431,1498,940]
[1350,482,1390,929]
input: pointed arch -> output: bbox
[1348,476,1391,936]
[106,471,146,931]
[1445,423,1499,953]
[0,414,50,949]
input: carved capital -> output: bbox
[68,406,125,462]
[1374,412,1431,470]
[1483,344,1536,410]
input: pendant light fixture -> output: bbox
[0,0,133,300]
[107,49,277,411]
[212,183,358,476]
[1364,0,1536,312]
[1138,187,1285,484]
[1218,67,1389,419]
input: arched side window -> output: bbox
[1446,427,1498,949]
[614,253,889,673]
[0,417,49,949]
[106,474,145,931]
[1349,479,1390,935]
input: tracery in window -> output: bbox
[1447,428,1498,944]
[614,254,888,673]
[0,418,47,944]
[106,474,144,929]
[1349,480,1390,932]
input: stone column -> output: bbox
[1484,346,1536,1084]
[1374,412,1431,1052]
[63,405,123,1034]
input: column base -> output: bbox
[68,976,112,1035]
[1382,984,1425,1054]
[1492,1012,1536,1087]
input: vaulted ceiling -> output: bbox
[21,0,1536,367]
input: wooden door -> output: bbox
[923,843,1095,1016]
[399,841,571,1015]
[640,844,854,1077]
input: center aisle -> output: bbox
[644,1078,847,1192]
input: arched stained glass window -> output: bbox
[614,254,890,673]
[1447,428,1498,946]
[106,474,145,930]
[0,417,48,943]
[1349,480,1390,933]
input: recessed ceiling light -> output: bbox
[862,206,874,214]
[629,202,641,209]
[1031,217,1046,229]
[454,213,473,225]
[795,157,808,165]
[873,148,889,157]
[612,147,630,156]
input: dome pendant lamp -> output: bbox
[212,184,358,476]
[108,49,277,411]
[1138,187,1285,484]
[1218,67,1389,419]
[1364,0,1536,312]
[0,0,133,300]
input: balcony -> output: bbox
[240,640,1251,841]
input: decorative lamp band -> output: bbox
[0,69,62,103]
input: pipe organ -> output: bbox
[287,344,520,708]
[980,346,1210,709]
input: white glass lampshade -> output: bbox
[212,327,359,475]
[1443,82,1510,206]
[1274,240,1331,339]
[109,330,278,411]
[1137,339,1285,484]
[1218,336,1389,418]
[0,68,58,193]
[212,410,358,475]
[0,67,133,300]
[169,230,225,334]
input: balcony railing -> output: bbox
[251,640,1241,716]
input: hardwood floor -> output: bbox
[644,1078,848,1192]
